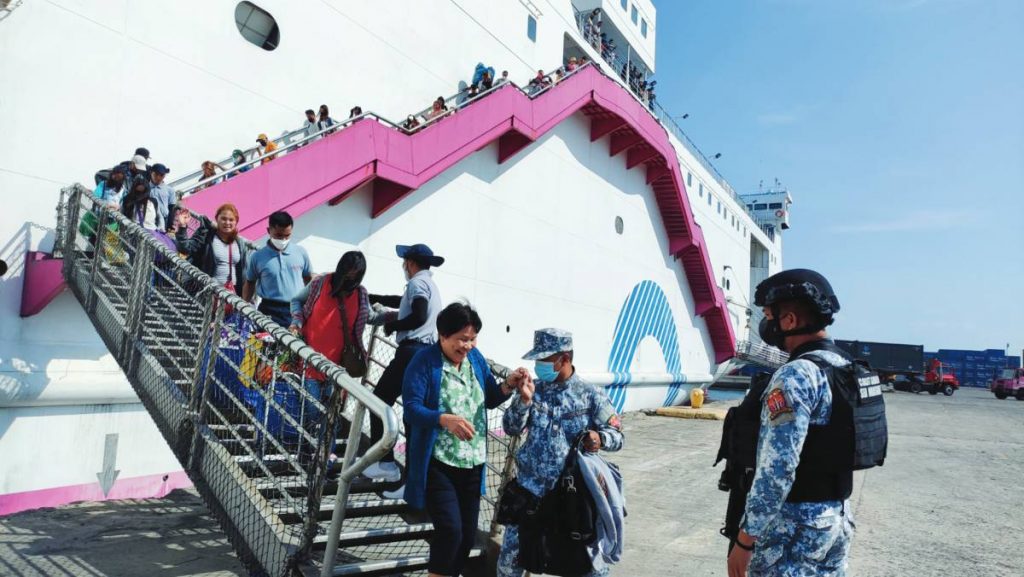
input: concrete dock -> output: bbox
[1,387,1021,576]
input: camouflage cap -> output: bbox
[521,328,573,360]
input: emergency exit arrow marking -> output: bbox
[96,433,120,497]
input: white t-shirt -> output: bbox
[211,237,236,286]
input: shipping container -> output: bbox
[835,339,924,373]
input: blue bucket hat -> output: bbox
[522,328,574,360]
[396,244,445,267]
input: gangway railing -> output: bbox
[57,183,523,576]
[58,183,404,576]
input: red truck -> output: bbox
[991,368,1024,400]
[921,358,959,396]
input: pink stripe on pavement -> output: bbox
[0,470,193,516]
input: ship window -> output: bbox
[687,172,692,187]
[621,0,627,10]
[707,193,712,206]
[641,19,648,37]
[699,183,703,197]
[769,202,783,209]
[527,14,537,42]
[0,259,7,278]
[754,203,768,210]
[615,216,624,234]
[631,5,639,24]
[234,2,280,51]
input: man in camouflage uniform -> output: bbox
[498,328,624,577]
[728,269,856,577]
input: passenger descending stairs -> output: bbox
[58,188,507,576]
[53,61,733,577]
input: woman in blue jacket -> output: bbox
[401,301,514,577]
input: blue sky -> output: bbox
[655,0,1024,357]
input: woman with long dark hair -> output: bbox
[288,251,392,461]
[289,251,392,380]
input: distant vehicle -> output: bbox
[991,368,1024,400]
[837,340,957,396]
[890,374,924,393]
[923,358,959,396]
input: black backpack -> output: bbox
[519,433,596,576]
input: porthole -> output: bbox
[614,216,624,235]
[235,2,280,51]
[0,259,7,277]
[506,325,511,333]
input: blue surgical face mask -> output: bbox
[534,360,560,382]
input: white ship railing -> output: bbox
[571,4,758,221]
[169,64,590,199]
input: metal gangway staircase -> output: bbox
[55,185,521,576]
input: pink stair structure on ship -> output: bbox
[34,65,735,361]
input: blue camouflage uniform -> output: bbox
[497,328,624,577]
[742,348,856,577]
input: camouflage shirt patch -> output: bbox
[766,388,794,424]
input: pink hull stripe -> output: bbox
[0,470,193,516]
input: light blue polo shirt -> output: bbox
[244,242,312,302]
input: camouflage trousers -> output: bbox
[497,525,609,577]
[749,505,855,577]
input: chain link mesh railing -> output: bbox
[735,339,789,370]
[58,184,401,577]
[58,184,522,576]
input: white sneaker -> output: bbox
[362,461,401,482]
[382,485,406,501]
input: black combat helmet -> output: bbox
[754,268,840,317]
[754,269,840,348]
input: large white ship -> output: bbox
[0,1,790,573]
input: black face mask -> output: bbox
[758,316,787,350]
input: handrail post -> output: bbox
[121,234,155,373]
[84,208,109,314]
[187,295,226,472]
[60,186,82,277]
[319,328,381,577]
[319,401,367,577]
[300,370,347,560]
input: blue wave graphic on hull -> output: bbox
[606,280,686,412]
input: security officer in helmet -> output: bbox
[727,269,886,577]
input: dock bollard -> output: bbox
[690,387,705,409]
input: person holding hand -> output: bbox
[497,328,624,577]
[399,302,514,577]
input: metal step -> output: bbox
[312,523,434,549]
[328,548,483,577]
[256,475,394,500]
[278,498,409,524]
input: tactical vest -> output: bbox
[785,340,888,502]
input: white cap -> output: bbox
[132,155,147,171]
